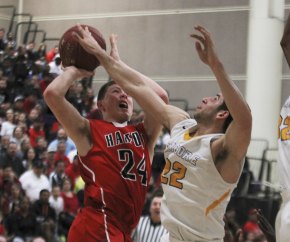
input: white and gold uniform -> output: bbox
[160,119,239,242]
[276,96,290,242]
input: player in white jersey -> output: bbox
[276,13,290,242]
[75,24,252,241]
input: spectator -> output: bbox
[0,166,22,216]
[21,147,36,171]
[0,28,7,51]
[243,209,264,241]
[65,155,80,189]
[19,159,50,202]
[12,95,25,112]
[0,142,24,177]
[31,189,57,242]
[0,135,10,160]
[61,178,79,217]
[46,45,58,63]
[0,109,16,137]
[48,55,63,76]
[0,78,10,110]
[132,191,167,242]
[53,140,70,168]
[4,196,38,242]
[49,159,67,188]
[10,125,28,152]
[43,146,56,177]
[49,185,64,217]
[47,128,76,156]
[28,118,45,148]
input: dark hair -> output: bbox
[97,80,116,102]
[217,101,233,133]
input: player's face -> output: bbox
[194,93,224,121]
[101,84,133,123]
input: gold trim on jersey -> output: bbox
[205,189,230,216]
[184,130,192,141]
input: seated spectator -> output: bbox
[10,125,28,152]
[46,45,58,63]
[21,147,36,171]
[49,185,64,217]
[31,189,56,242]
[0,109,16,137]
[0,142,24,177]
[49,159,67,188]
[243,209,264,241]
[26,108,40,129]
[0,78,10,110]
[33,136,47,161]
[48,55,63,76]
[47,128,76,156]
[19,159,50,202]
[65,155,80,189]
[61,178,79,216]
[12,95,24,112]
[132,190,167,242]
[58,179,79,240]
[43,146,56,177]
[0,166,22,216]
[0,28,7,51]
[0,135,10,160]
[53,140,70,168]
[4,196,38,242]
[28,118,45,148]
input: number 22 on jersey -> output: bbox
[161,159,187,189]
[278,115,290,141]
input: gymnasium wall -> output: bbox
[1,0,289,109]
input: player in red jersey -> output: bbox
[43,64,168,240]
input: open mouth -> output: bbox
[119,101,128,109]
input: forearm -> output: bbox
[210,61,252,126]
[44,69,78,99]
[94,49,168,103]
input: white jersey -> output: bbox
[276,96,290,242]
[160,119,238,242]
[278,96,290,190]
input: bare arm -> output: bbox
[43,66,93,156]
[75,26,184,158]
[191,26,252,183]
[281,13,290,67]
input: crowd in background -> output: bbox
[0,27,274,242]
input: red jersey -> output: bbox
[78,120,151,235]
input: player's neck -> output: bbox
[190,123,222,136]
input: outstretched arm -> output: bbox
[281,13,290,67]
[191,26,252,183]
[43,67,93,156]
[74,25,189,158]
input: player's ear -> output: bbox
[216,110,229,120]
[97,100,105,111]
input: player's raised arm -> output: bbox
[191,25,252,182]
[281,13,290,67]
[43,67,93,156]
[74,25,189,144]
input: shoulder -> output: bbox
[171,119,196,137]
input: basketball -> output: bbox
[59,25,106,71]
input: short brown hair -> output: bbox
[97,80,116,102]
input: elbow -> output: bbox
[43,86,60,107]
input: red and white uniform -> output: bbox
[67,120,151,242]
